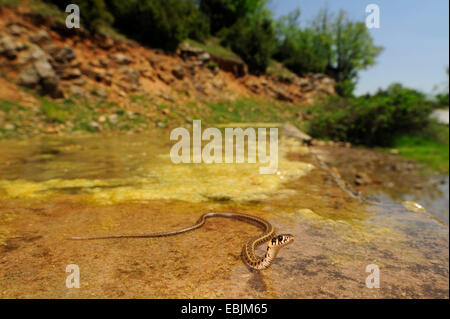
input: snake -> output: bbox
[70,212,294,270]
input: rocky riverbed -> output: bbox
[0,128,448,298]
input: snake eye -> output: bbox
[278,235,283,242]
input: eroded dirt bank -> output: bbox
[0,130,448,298]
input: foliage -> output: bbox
[106,0,208,51]
[275,8,383,96]
[199,0,267,34]
[391,122,449,173]
[307,83,433,145]
[220,11,276,74]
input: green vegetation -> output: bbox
[106,0,209,51]
[390,123,449,173]
[0,95,152,139]
[36,0,382,88]
[274,9,383,96]
[184,38,242,62]
[220,12,275,74]
[306,83,449,172]
[206,98,298,124]
[306,83,433,146]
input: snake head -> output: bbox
[269,234,294,248]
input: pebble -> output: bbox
[4,123,15,130]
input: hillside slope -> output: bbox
[0,4,335,138]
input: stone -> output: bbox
[69,86,87,98]
[108,114,118,124]
[34,58,56,79]
[92,88,108,98]
[119,66,140,85]
[54,46,76,63]
[61,68,82,80]
[18,64,40,87]
[198,52,211,63]
[33,59,62,98]
[98,37,114,50]
[8,24,22,36]
[354,172,372,186]
[157,121,167,128]
[3,123,15,131]
[0,35,18,59]
[28,30,51,44]
[98,56,110,67]
[73,78,86,86]
[282,123,312,145]
[18,45,46,64]
[112,53,132,65]
[89,121,100,131]
[172,67,185,80]
[81,67,106,82]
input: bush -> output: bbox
[307,84,433,145]
[334,80,356,98]
[199,0,267,34]
[220,15,275,74]
[107,0,208,52]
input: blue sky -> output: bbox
[270,0,449,96]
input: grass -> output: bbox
[267,60,296,80]
[0,0,67,23]
[40,98,69,123]
[184,38,243,62]
[389,122,449,173]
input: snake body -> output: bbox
[70,212,294,270]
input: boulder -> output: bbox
[16,45,62,98]
[69,85,87,98]
[112,53,132,65]
[119,66,140,87]
[54,45,76,63]
[0,35,18,59]
[282,123,312,145]
[28,30,51,44]
[8,24,22,36]
[18,64,40,87]
[172,66,185,80]
[61,68,82,80]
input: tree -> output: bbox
[106,0,208,51]
[329,11,383,96]
[274,9,332,75]
[221,11,276,74]
[275,8,383,96]
[199,0,267,34]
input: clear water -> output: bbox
[0,131,448,298]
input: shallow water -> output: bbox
[0,130,448,298]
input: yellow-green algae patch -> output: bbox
[0,136,314,205]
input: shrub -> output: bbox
[334,80,356,98]
[220,15,275,74]
[107,0,208,52]
[307,84,433,145]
